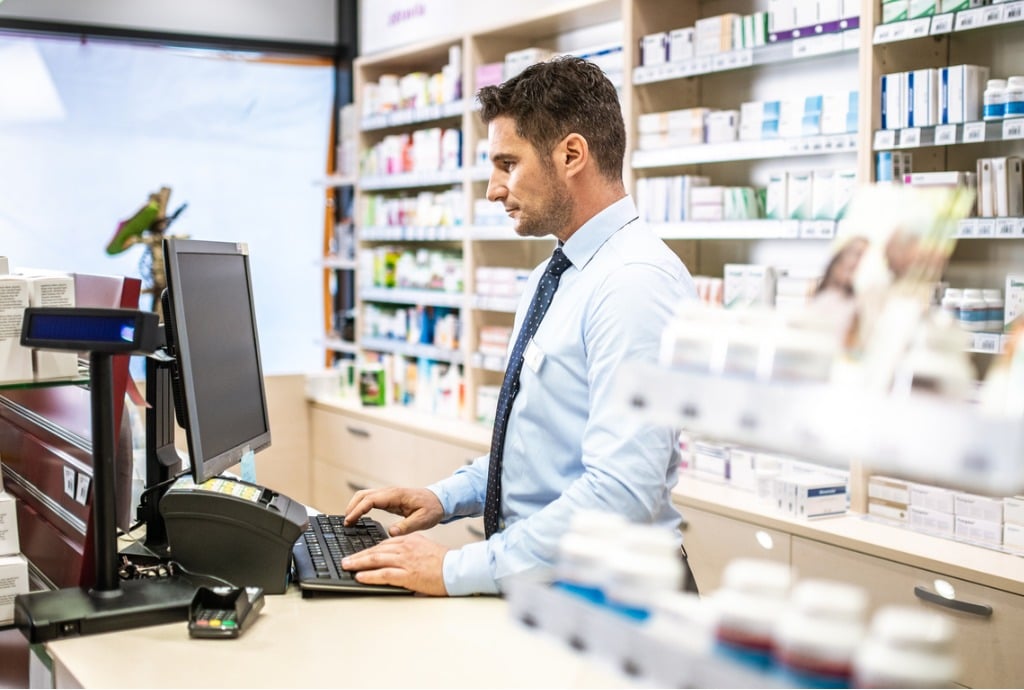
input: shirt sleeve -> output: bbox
[426,452,488,521]
[438,260,689,596]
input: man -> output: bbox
[341,56,696,596]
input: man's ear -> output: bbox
[560,133,588,178]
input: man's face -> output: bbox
[485,116,573,239]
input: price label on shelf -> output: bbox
[963,121,986,142]
[695,57,712,73]
[737,50,753,67]
[1003,118,1024,140]
[997,218,1018,236]
[800,220,835,239]
[712,53,729,71]
[958,219,977,237]
[1005,1,1024,22]
[955,7,985,30]
[889,22,909,41]
[874,130,897,149]
[977,218,996,236]
[973,334,1000,353]
[934,124,958,145]
[873,24,895,43]
[981,5,1004,25]
[930,13,954,34]
[900,127,922,147]
[907,17,932,37]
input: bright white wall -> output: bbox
[0,0,337,46]
[0,35,334,375]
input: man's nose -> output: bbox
[486,175,506,203]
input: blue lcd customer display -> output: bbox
[161,238,271,484]
[21,307,160,353]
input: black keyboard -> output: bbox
[292,514,411,596]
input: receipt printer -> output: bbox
[161,476,308,594]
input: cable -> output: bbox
[168,560,237,589]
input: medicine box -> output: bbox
[909,505,955,537]
[641,32,668,66]
[954,516,1002,546]
[0,492,17,556]
[27,274,78,380]
[787,170,813,220]
[993,157,1023,218]
[792,474,848,518]
[868,498,909,524]
[868,475,911,505]
[692,441,729,482]
[0,257,8,275]
[0,276,32,383]
[668,28,695,63]
[909,482,955,514]
[908,0,937,18]
[1004,523,1024,555]
[941,64,989,124]
[1004,496,1024,526]
[0,554,28,625]
[727,447,757,492]
[954,491,1003,523]
[1006,273,1024,333]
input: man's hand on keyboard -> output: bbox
[341,533,449,596]
[343,487,444,537]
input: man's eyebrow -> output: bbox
[490,152,516,162]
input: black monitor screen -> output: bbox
[162,238,271,483]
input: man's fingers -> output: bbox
[353,567,406,586]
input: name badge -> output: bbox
[523,339,545,374]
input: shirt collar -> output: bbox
[561,196,638,271]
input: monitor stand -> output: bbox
[15,352,196,644]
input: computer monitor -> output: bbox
[161,238,271,483]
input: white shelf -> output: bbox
[359,99,465,131]
[360,225,466,241]
[631,133,858,168]
[873,119,1024,151]
[956,217,1024,238]
[965,332,1007,355]
[359,168,465,191]
[360,337,463,363]
[651,219,839,240]
[873,1,1024,44]
[360,286,464,308]
[611,361,1024,495]
[633,26,859,86]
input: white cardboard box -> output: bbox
[1004,522,1024,555]
[0,554,28,625]
[27,274,78,379]
[868,498,909,524]
[993,157,1023,218]
[1004,496,1024,526]
[955,515,1002,546]
[0,276,32,383]
[909,482,955,514]
[1006,273,1024,333]
[909,505,955,537]
[868,475,911,505]
[0,492,17,556]
[792,474,848,518]
[954,491,1003,523]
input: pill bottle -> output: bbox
[958,289,987,332]
[940,287,962,324]
[711,558,793,671]
[984,79,1007,120]
[773,579,868,689]
[852,606,959,688]
[603,524,684,621]
[983,288,1004,333]
[1005,76,1024,118]
[552,510,627,604]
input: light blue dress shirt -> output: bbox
[427,196,696,595]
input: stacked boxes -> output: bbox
[867,475,911,524]
[976,157,1023,218]
[0,272,31,383]
[1004,496,1024,555]
[954,492,1003,547]
[0,490,27,626]
[883,66,988,128]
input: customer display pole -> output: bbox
[13,307,196,643]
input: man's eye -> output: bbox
[502,160,515,172]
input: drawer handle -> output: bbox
[467,524,485,539]
[346,425,370,438]
[678,518,689,532]
[346,481,370,493]
[913,585,993,618]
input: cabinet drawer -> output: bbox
[676,504,791,594]
[792,537,1024,688]
[311,407,483,488]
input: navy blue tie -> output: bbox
[484,247,573,538]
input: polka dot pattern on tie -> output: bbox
[483,247,573,538]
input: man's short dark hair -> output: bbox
[477,56,625,182]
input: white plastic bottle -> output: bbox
[602,524,684,621]
[984,79,1008,121]
[710,559,793,672]
[773,579,868,688]
[940,287,963,324]
[552,510,628,604]
[1005,76,1024,119]
[958,289,988,332]
[983,288,1004,333]
[852,606,959,688]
